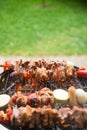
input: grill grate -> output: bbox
[0,70,87,130]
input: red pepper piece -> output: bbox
[4,61,10,71]
[77,68,87,77]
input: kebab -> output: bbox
[8,85,87,109]
[0,59,77,92]
[0,105,87,129]
[9,87,54,108]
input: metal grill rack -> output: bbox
[0,70,87,130]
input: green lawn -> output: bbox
[0,0,87,56]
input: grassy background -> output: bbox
[0,0,87,56]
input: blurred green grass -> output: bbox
[0,0,87,56]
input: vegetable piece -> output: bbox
[77,68,87,77]
[76,89,87,105]
[0,94,10,109]
[53,89,69,104]
[4,61,11,71]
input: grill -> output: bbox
[0,69,87,130]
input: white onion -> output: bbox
[76,89,87,105]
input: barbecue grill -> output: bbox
[0,61,87,130]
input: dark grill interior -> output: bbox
[0,70,87,130]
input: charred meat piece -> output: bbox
[9,87,55,107]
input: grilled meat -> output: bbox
[8,59,77,90]
[9,87,55,107]
[0,105,87,129]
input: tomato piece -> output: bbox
[77,69,87,77]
